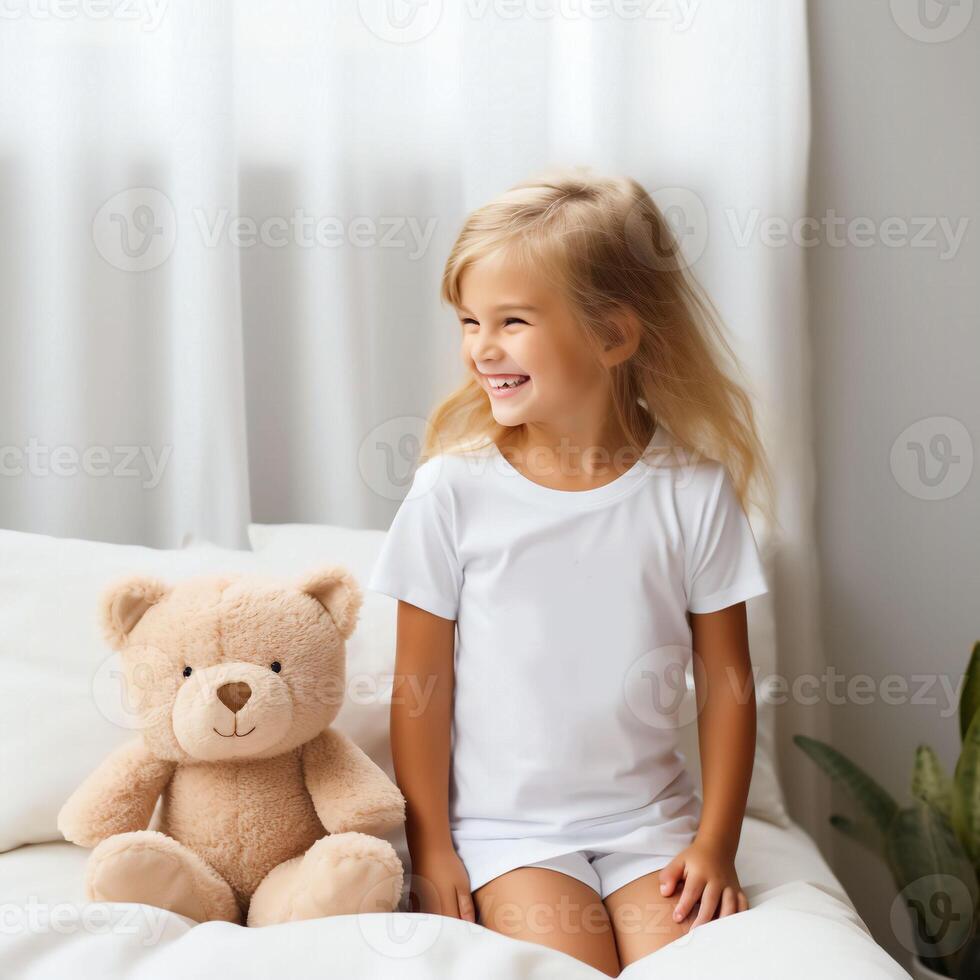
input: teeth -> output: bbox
[488,375,528,389]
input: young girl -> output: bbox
[368,170,775,976]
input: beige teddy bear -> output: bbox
[57,567,406,926]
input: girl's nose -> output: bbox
[469,330,499,362]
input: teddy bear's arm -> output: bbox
[302,729,406,836]
[57,738,177,848]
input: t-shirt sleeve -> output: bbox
[682,462,769,614]
[367,459,462,621]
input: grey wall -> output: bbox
[808,0,978,969]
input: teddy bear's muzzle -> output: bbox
[171,663,296,761]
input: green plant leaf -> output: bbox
[914,744,955,823]
[961,642,980,744]
[830,813,885,856]
[953,708,980,870]
[793,734,898,834]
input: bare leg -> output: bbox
[473,867,620,977]
[603,868,697,970]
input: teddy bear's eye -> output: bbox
[182,665,193,678]
[270,661,282,673]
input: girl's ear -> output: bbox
[100,575,171,650]
[297,566,363,640]
[602,305,642,365]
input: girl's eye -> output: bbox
[460,316,528,327]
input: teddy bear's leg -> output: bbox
[86,830,240,923]
[246,832,403,927]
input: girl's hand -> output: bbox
[657,837,749,929]
[408,842,477,922]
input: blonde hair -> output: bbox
[423,167,777,531]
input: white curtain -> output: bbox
[0,1,825,834]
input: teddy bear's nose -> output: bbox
[217,681,252,714]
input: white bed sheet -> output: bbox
[0,816,910,979]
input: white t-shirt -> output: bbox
[368,423,770,886]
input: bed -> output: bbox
[0,524,911,978]
[0,814,908,979]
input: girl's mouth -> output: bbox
[484,374,531,398]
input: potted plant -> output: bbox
[795,642,980,980]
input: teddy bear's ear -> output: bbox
[297,566,363,640]
[100,575,171,650]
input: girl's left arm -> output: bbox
[657,600,755,928]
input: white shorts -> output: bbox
[454,773,702,899]
[474,848,673,901]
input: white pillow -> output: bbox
[249,522,791,828]
[0,528,408,870]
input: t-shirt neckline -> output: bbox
[489,425,666,509]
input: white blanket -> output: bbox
[0,817,911,979]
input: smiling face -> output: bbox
[456,250,610,438]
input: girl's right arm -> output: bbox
[390,599,476,922]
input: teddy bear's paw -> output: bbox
[248,833,403,925]
[295,833,404,919]
[86,830,240,924]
